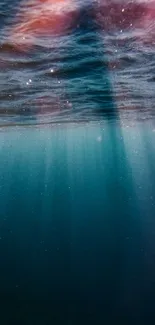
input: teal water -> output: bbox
[1,121,155,324]
[1,0,155,323]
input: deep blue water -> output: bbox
[0,122,155,324]
[1,0,155,324]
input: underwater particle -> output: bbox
[50,68,54,73]
[97,136,102,142]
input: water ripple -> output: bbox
[0,0,155,125]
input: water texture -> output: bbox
[0,0,155,125]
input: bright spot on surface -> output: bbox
[50,68,54,73]
[26,79,32,85]
[122,8,124,12]
[67,101,72,108]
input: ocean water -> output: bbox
[1,0,155,324]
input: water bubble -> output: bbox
[97,136,102,142]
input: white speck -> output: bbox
[120,30,123,33]
[130,23,133,27]
[22,37,25,40]
[58,81,61,84]
[122,8,124,12]
[26,82,29,85]
[115,49,118,53]
[29,79,32,83]
[67,101,72,108]
[97,136,102,142]
[50,68,54,73]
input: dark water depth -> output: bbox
[0,122,155,324]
